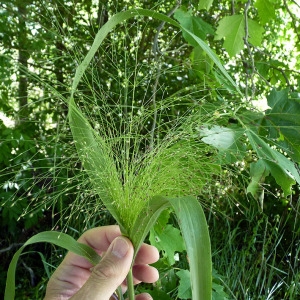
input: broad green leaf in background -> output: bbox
[254,0,276,25]
[215,15,245,57]
[182,28,242,95]
[149,224,186,266]
[144,289,172,300]
[198,0,214,10]
[174,8,215,46]
[263,89,300,162]
[176,269,230,300]
[248,19,264,47]
[191,46,214,76]
[212,282,229,300]
[198,125,246,163]
[246,130,300,196]
[198,125,238,149]
[4,231,101,300]
[215,15,263,56]
[247,159,269,198]
[176,269,192,299]
[211,269,230,300]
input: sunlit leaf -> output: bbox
[198,0,214,10]
[248,19,264,47]
[254,0,276,25]
[198,125,246,163]
[215,15,244,57]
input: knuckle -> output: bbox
[92,259,118,280]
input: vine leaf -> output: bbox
[262,89,300,162]
[246,130,300,196]
[198,125,246,163]
[215,15,245,57]
[176,269,192,299]
[215,15,263,56]
[198,0,214,11]
[149,224,185,266]
[174,8,214,46]
[254,0,276,25]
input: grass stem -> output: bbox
[126,267,135,300]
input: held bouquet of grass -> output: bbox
[5,9,239,300]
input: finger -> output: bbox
[134,293,153,300]
[132,264,159,283]
[134,244,159,265]
[78,225,121,254]
[70,236,134,300]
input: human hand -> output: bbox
[44,225,159,300]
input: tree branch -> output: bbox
[0,243,24,254]
[283,0,300,43]
[150,1,181,149]
[243,0,256,100]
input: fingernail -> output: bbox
[111,237,130,258]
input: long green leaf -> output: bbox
[127,195,212,299]
[181,27,242,95]
[70,8,239,98]
[71,9,178,98]
[168,196,212,300]
[68,97,124,227]
[4,231,101,300]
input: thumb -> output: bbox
[71,236,134,300]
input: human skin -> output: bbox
[44,225,159,300]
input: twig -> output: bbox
[243,0,256,100]
[22,260,36,286]
[0,243,24,254]
[150,1,181,149]
[152,1,182,56]
[283,0,300,43]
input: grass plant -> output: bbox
[3,6,299,300]
[4,9,232,300]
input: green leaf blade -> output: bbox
[263,89,300,162]
[5,231,101,300]
[215,15,245,57]
[246,130,300,195]
[168,196,212,300]
[254,0,276,25]
[68,98,124,225]
[248,19,264,47]
[198,0,214,11]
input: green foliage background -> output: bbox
[0,0,299,299]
